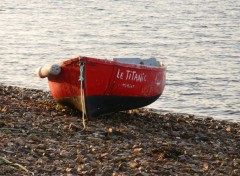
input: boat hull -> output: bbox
[47,56,166,118]
[85,94,161,118]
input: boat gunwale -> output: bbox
[61,56,167,71]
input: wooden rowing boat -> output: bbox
[36,56,166,118]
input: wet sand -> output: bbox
[0,84,239,175]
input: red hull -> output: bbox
[47,56,166,118]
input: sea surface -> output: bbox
[0,0,239,122]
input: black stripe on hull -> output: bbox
[85,94,161,118]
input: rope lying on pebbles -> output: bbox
[0,84,240,175]
[0,157,34,175]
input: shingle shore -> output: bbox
[0,85,239,175]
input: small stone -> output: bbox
[203,162,209,171]
[226,126,232,132]
[69,123,81,131]
[179,155,186,161]
[172,131,180,137]
[133,148,143,153]
[35,158,43,165]
[129,161,138,168]
[75,155,86,164]
[60,150,69,157]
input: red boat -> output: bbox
[36,56,166,118]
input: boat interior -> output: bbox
[113,57,162,67]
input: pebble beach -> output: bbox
[0,84,239,175]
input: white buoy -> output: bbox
[36,64,61,78]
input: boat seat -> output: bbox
[113,57,160,66]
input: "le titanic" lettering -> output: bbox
[116,69,146,82]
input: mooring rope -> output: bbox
[79,59,86,129]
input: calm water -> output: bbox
[0,0,239,122]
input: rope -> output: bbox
[79,60,86,129]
